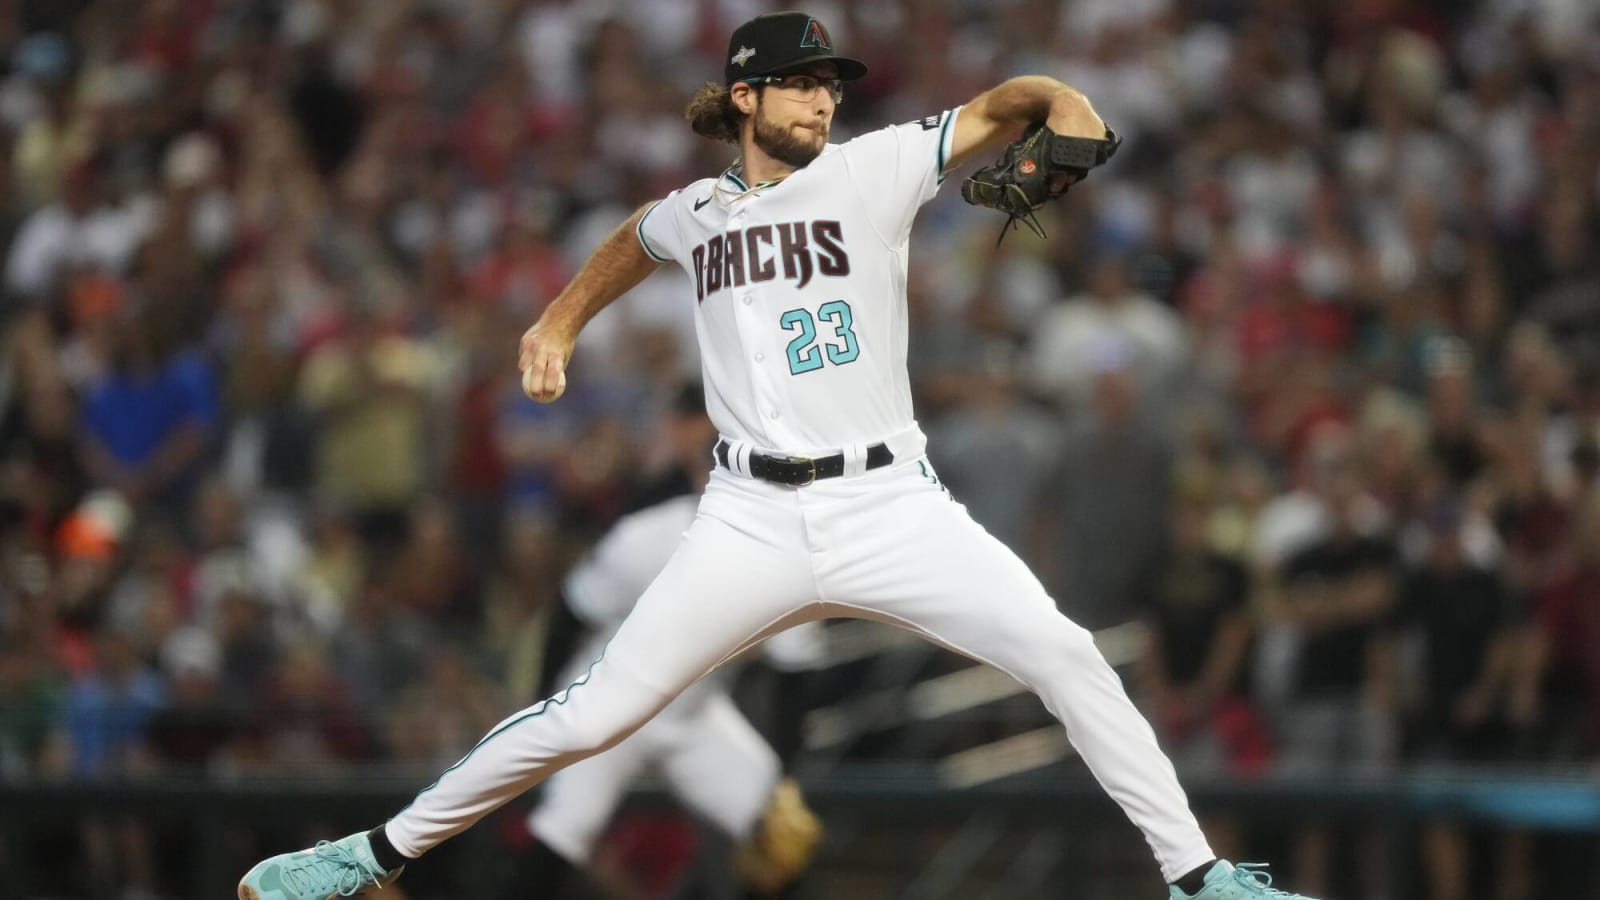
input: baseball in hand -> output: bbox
[523,366,566,403]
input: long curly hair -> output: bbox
[685,82,747,144]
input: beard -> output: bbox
[752,103,826,168]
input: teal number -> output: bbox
[818,300,859,365]
[779,302,859,375]
[781,308,823,374]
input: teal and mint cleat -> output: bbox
[1170,861,1316,900]
[238,831,402,899]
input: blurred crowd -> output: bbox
[1,0,1600,897]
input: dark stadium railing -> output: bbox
[3,765,1598,896]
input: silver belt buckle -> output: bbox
[780,455,817,486]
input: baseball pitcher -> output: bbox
[242,12,1314,900]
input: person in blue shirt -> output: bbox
[79,313,218,514]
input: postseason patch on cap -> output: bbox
[732,46,756,67]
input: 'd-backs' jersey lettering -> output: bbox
[687,220,851,301]
[638,108,961,453]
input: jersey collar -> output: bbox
[721,163,750,192]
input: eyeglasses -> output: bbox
[741,74,844,103]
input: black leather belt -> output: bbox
[715,439,894,486]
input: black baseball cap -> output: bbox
[723,11,868,86]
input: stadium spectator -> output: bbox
[77,309,220,517]
[1532,494,1600,759]
[0,633,67,777]
[927,341,1062,556]
[1399,499,1529,900]
[1264,437,1402,897]
[1039,357,1173,629]
[1137,489,1263,861]
[147,625,240,772]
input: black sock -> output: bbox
[366,824,411,874]
[1173,859,1220,896]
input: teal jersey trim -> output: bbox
[918,459,953,498]
[936,109,956,185]
[395,644,611,814]
[636,201,670,262]
[725,171,749,192]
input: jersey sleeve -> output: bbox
[636,190,684,264]
[835,106,962,243]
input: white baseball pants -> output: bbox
[385,458,1215,881]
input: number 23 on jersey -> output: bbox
[779,301,859,375]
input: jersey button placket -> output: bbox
[737,199,785,446]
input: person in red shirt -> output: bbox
[1532,495,1600,755]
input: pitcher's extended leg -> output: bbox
[525,692,669,866]
[384,502,816,858]
[822,474,1214,882]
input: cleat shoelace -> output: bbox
[1231,863,1296,898]
[283,841,382,897]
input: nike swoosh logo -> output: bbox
[694,196,711,211]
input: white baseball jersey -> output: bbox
[386,107,1217,887]
[637,109,960,456]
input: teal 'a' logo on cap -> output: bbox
[800,18,831,51]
